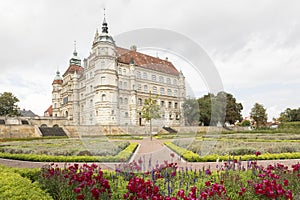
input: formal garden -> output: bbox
[0,126,300,199]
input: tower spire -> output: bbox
[102,8,108,34]
[73,40,78,56]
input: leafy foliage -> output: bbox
[279,107,300,122]
[0,169,52,200]
[250,103,268,128]
[0,92,21,116]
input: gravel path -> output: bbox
[1,137,300,171]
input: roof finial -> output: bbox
[73,40,78,56]
[102,8,108,33]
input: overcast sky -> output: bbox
[0,0,299,120]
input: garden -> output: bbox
[1,153,300,199]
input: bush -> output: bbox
[0,170,52,200]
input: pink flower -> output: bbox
[255,151,261,156]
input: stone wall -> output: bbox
[0,125,41,138]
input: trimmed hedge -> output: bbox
[164,141,300,162]
[0,170,52,200]
[164,141,201,161]
[0,142,138,162]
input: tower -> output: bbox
[52,70,63,117]
[87,12,119,125]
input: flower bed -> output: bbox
[165,141,300,162]
[37,154,300,199]
[0,142,138,162]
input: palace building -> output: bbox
[51,16,186,126]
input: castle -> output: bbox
[50,16,186,127]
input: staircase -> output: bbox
[39,127,67,137]
[162,126,178,133]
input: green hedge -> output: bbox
[0,142,138,162]
[164,141,201,161]
[164,141,300,162]
[0,170,52,200]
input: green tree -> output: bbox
[279,107,300,122]
[218,92,243,124]
[198,93,213,126]
[182,98,200,126]
[250,103,268,128]
[0,92,20,116]
[141,92,160,140]
[198,92,243,126]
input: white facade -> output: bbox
[52,17,186,127]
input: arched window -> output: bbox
[144,85,148,92]
[65,111,68,117]
[124,98,128,104]
[160,88,165,95]
[167,89,172,96]
[159,76,164,83]
[152,75,156,81]
[102,94,106,101]
[152,86,157,94]
[143,72,148,79]
[166,78,171,84]
[120,97,123,104]
[138,98,142,106]
[173,79,177,85]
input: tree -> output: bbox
[198,92,243,126]
[279,107,300,122]
[182,98,200,126]
[198,93,213,126]
[250,103,268,128]
[218,92,243,124]
[141,92,160,140]
[0,92,20,116]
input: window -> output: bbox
[160,87,165,95]
[54,103,57,109]
[138,98,142,106]
[120,97,123,104]
[119,81,123,89]
[137,84,142,91]
[152,86,157,94]
[136,71,141,79]
[159,76,164,83]
[124,98,128,104]
[174,102,178,109]
[90,99,93,106]
[123,69,126,75]
[90,85,93,92]
[174,90,178,97]
[166,78,171,84]
[144,85,148,92]
[111,110,114,115]
[124,82,127,89]
[101,76,105,84]
[167,89,172,96]
[143,72,148,79]
[168,101,172,108]
[160,101,165,107]
[173,79,177,85]
[119,68,122,74]
[90,72,93,78]
[169,114,173,120]
[125,112,129,118]
[63,97,68,104]
[102,94,106,101]
[152,74,156,81]
[176,114,180,120]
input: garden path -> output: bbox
[0,137,300,172]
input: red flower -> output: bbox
[74,187,81,193]
[283,179,288,186]
[255,151,261,156]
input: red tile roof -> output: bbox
[44,105,52,117]
[63,65,84,77]
[52,79,63,85]
[116,47,180,76]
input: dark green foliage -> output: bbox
[250,103,268,128]
[279,107,300,122]
[182,98,200,126]
[0,92,21,116]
